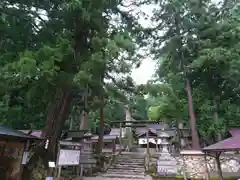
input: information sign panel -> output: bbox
[57,149,80,166]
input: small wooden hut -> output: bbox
[0,126,42,180]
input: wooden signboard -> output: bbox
[57,149,80,166]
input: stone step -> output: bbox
[113,166,144,170]
[116,161,144,165]
[117,158,144,163]
[110,164,144,170]
[83,175,153,180]
[119,154,145,158]
[106,169,145,175]
[108,167,144,173]
[81,152,150,180]
[100,173,146,179]
[114,163,144,167]
[118,155,145,158]
[117,160,144,164]
[83,177,143,180]
[121,152,145,155]
[117,157,144,160]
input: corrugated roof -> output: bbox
[136,125,178,137]
[229,128,240,137]
[157,131,171,138]
[0,126,41,140]
[137,128,158,137]
[157,129,176,137]
[91,135,118,140]
[135,127,146,135]
[147,123,167,130]
[203,135,240,152]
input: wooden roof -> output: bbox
[203,135,240,152]
[91,135,119,142]
[0,126,41,140]
[110,120,163,124]
[229,128,240,137]
[59,141,82,146]
[20,130,42,138]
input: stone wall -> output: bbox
[206,154,240,173]
[178,153,207,178]
[152,152,240,178]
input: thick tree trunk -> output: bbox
[185,77,201,150]
[79,87,89,130]
[97,95,104,154]
[41,85,72,161]
[176,120,182,151]
[212,93,222,141]
[22,85,72,180]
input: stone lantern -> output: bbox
[157,129,178,176]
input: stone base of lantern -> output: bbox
[180,150,208,179]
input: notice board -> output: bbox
[57,149,80,166]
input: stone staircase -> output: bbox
[83,152,152,180]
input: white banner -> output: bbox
[138,138,162,145]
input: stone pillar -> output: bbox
[178,123,183,129]
[119,122,122,149]
[124,105,132,151]
[155,138,159,152]
[180,150,208,179]
[178,123,186,147]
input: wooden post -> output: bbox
[57,167,62,178]
[155,138,158,152]
[112,139,116,163]
[77,145,82,176]
[215,152,223,180]
[80,164,84,178]
[56,143,61,178]
[119,122,122,151]
[146,128,150,171]
[204,153,210,180]
[146,128,149,155]
[20,140,30,180]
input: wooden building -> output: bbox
[135,123,191,152]
[0,126,42,180]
